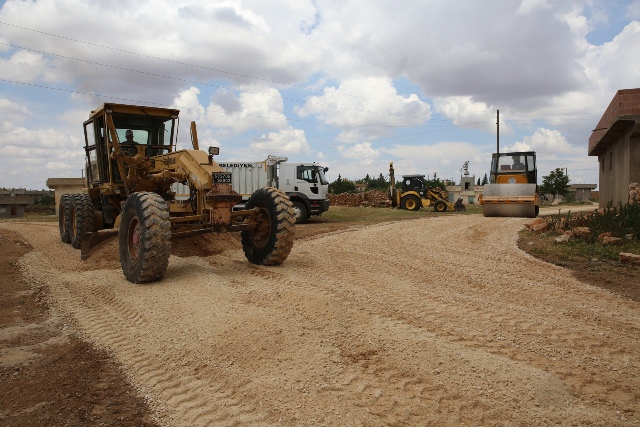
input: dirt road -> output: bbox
[3,212,639,426]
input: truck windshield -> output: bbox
[316,167,328,185]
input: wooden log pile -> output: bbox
[329,190,391,207]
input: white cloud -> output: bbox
[296,77,431,141]
[206,86,288,134]
[248,127,311,155]
[433,96,513,135]
[337,142,380,164]
[517,0,551,15]
[503,127,575,155]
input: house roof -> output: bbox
[588,88,640,156]
[46,178,85,189]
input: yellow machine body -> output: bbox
[479,151,539,218]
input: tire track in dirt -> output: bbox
[4,216,640,426]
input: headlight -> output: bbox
[208,147,220,156]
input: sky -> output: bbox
[0,0,639,190]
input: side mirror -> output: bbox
[323,167,329,172]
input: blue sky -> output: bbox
[1,0,639,190]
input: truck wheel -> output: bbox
[292,201,308,224]
[401,195,421,211]
[70,194,97,249]
[434,201,447,212]
[58,194,72,243]
[119,192,171,283]
[241,188,295,265]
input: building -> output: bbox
[0,190,35,218]
[46,178,86,211]
[588,88,640,207]
[568,184,597,201]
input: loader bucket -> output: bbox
[480,183,538,218]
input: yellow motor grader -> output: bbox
[388,162,455,212]
[58,103,296,283]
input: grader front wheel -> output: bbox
[70,194,97,249]
[241,188,295,265]
[119,192,171,283]
[58,194,72,243]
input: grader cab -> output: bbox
[58,103,296,283]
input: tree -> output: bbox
[481,173,489,185]
[476,177,481,186]
[328,174,356,194]
[539,168,570,198]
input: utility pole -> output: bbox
[496,110,500,154]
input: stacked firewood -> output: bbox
[329,190,391,207]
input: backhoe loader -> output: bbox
[59,103,296,283]
[479,151,540,217]
[388,162,455,212]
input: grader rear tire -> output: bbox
[58,194,72,243]
[70,194,97,249]
[119,192,171,283]
[241,187,295,265]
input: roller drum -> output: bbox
[481,184,537,218]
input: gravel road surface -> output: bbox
[3,211,638,426]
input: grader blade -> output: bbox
[481,183,537,218]
[80,229,119,260]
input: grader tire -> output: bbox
[119,192,171,284]
[58,194,72,244]
[241,187,295,265]
[70,194,97,249]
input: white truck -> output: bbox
[217,156,330,224]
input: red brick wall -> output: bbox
[589,88,640,154]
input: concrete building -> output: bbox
[588,88,640,207]
[46,178,86,211]
[0,190,35,218]
[568,184,597,201]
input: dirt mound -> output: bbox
[170,232,241,257]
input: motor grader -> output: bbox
[58,103,296,283]
[388,162,455,212]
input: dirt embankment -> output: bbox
[2,213,639,426]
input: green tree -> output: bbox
[540,168,570,197]
[481,173,489,185]
[328,174,356,194]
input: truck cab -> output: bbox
[277,163,330,222]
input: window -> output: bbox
[297,166,317,183]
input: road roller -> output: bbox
[479,151,540,218]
